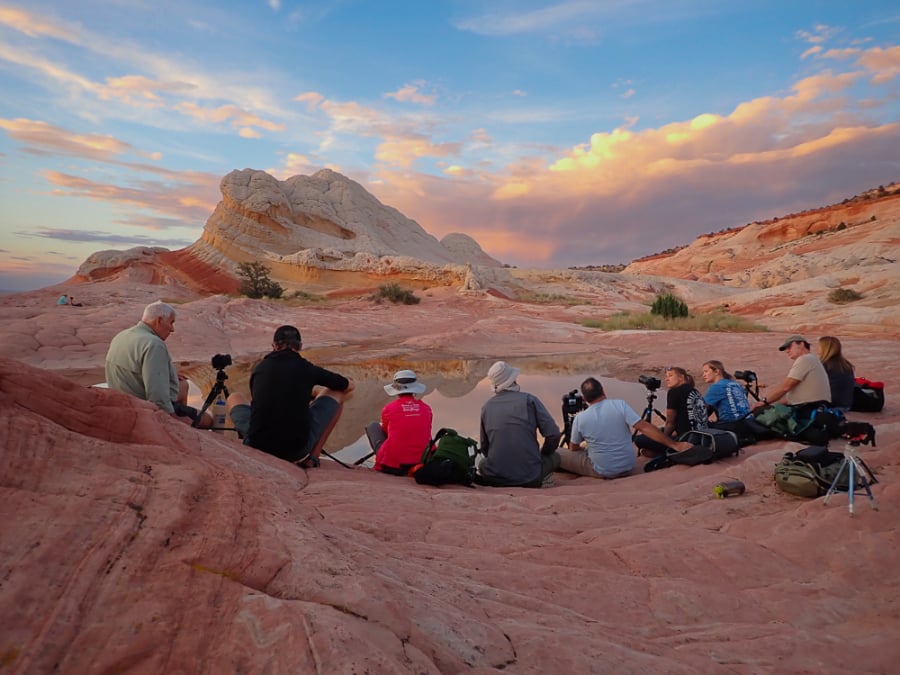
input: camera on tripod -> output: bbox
[562,389,587,417]
[211,353,232,371]
[734,370,757,383]
[638,374,661,391]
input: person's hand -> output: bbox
[671,440,693,452]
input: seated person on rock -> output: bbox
[105,300,212,427]
[752,335,831,410]
[634,366,708,456]
[366,370,433,476]
[57,294,69,306]
[701,360,751,423]
[818,336,855,412]
[228,325,354,468]
[558,377,693,479]
[476,361,561,488]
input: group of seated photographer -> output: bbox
[226,325,355,469]
[105,300,213,428]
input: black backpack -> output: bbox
[851,378,885,412]
[644,428,740,472]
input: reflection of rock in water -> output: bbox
[181,355,617,454]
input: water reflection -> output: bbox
[188,356,652,466]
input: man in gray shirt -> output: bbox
[105,300,211,427]
[477,361,561,488]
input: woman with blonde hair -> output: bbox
[701,360,751,422]
[818,336,855,411]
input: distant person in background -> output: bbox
[69,295,83,307]
[105,300,211,427]
[701,360,751,422]
[57,294,69,306]
[818,336,855,411]
[634,366,708,456]
[477,361,561,488]
[752,335,831,409]
[366,370,433,475]
[557,377,692,479]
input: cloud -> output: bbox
[363,39,900,266]
[173,102,285,135]
[0,118,132,160]
[384,83,437,106]
[43,170,219,224]
[454,0,610,37]
[19,227,194,248]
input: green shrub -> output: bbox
[237,262,284,299]
[828,288,863,304]
[650,292,689,319]
[583,311,766,333]
[373,283,420,305]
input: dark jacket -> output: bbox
[248,349,349,462]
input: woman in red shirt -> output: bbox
[366,370,433,475]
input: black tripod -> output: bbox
[193,367,232,429]
[639,388,666,426]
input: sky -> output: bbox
[1,1,898,291]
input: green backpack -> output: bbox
[773,448,875,498]
[413,428,479,486]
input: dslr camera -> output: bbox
[734,370,757,382]
[638,374,661,391]
[561,389,587,417]
[211,353,232,371]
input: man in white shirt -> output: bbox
[558,377,692,479]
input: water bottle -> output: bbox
[212,393,227,432]
[714,480,746,498]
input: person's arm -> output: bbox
[531,396,562,453]
[141,343,176,414]
[633,419,693,452]
[752,377,799,409]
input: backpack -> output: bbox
[643,428,740,471]
[790,401,847,445]
[851,378,885,413]
[773,446,876,498]
[412,428,479,486]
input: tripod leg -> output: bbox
[823,457,849,504]
[847,460,855,517]
[852,457,879,511]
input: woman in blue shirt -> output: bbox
[701,360,751,422]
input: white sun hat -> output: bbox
[384,369,427,396]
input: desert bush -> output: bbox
[373,283,420,305]
[828,288,863,304]
[237,262,283,299]
[583,311,766,333]
[517,291,583,305]
[650,292,688,319]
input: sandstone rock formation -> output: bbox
[187,168,500,281]
[625,187,900,289]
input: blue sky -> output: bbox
[1,0,898,290]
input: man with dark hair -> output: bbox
[105,300,211,427]
[228,325,354,467]
[752,334,830,409]
[557,377,692,479]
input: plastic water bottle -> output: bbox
[714,480,746,498]
[212,394,227,432]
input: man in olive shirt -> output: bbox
[105,300,210,426]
